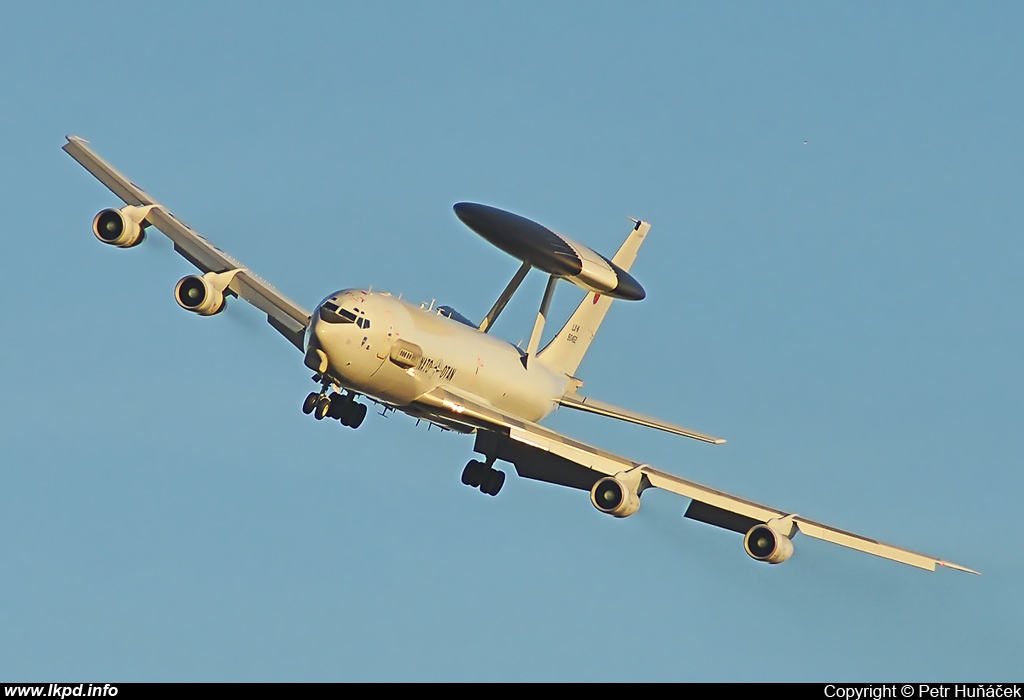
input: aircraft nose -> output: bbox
[303,320,330,374]
[311,314,331,343]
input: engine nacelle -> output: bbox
[92,205,153,248]
[175,274,227,316]
[744,523,795,564]
[590,476,641,518]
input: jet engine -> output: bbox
[744,523,795,564]
[175,274,227,316]
[92,205,151,248]
[590,476,641,518]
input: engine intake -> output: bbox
[590,476,641,518]
[175,274,227,316]
[91,205,153,248]
[744,523,795,564]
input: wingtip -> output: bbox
[65,134,88,144]
[713,438,727,445]
[938,561,981,575]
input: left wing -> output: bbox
[63,136,311,349]
[414,386,978,574]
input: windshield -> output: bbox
[319,300,357,324]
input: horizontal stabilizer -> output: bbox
[558,393,726,445]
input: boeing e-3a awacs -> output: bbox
[63,135,977,574]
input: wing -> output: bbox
[413,385,977,574]
[63,136,311,350]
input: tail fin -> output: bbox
[537,219,650,377]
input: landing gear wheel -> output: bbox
[481,469,505,496]
[461,460,484,487]
[348,403,367,429]
[327,393,346,420]
[314,395,331,420]
[302,392,319,415]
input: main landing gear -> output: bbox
[302,390,367,429]
[461,458,505,496]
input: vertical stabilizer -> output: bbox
[537,219,650,377]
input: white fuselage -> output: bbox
[306,289,569,422]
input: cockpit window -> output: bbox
[319,301,357,324]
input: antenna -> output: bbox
[522,275,558,368]
[478,261,531,333]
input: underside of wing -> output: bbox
[412,385,977,574]
[63,136,311,350]
[643,467,979,573]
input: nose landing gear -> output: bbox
[302,391,320,415]
[302,389,367,429]
[329,393,368,428]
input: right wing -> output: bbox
[63,136,311,350]
[413,385,978,574]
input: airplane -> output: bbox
[63,135,978,575]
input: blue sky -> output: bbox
[1,2,1021,681]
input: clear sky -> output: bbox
[1,2,1021,681]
